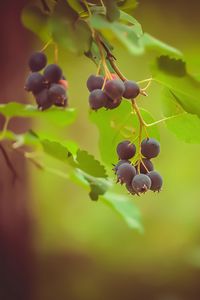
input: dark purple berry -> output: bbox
[28,52,47,72]
[126,183,136,195]
[131,174,151,194]
[49,83,66,106]
[87,75,104,91]
[25,72,45,93]
[135,158,154,174]
[117,140,136,160]
[44,64,62,83]
[141,138,160,159]
[104,97,122,110]
[117,163,136,185]
[113,160,131,173]
[123,80,140,99]
[104,79,125,100]
[35,88,52,110]
[147,171,163,192]
[89,89,108,110]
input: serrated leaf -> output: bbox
[90,101,160,165]
[162,89,200,143]
[101,192,143,232]
[0,102,77,126]
[76,150,107,178]
[42,139,71,161]
[152,56,200,117]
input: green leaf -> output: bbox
[67,0,84,14]
[152,56,200,117]
[76,150,107,178]
[162,89,200,143]
[21,4,51,42]
[140,34,182,57]
[119,10,143,37]
[103,0,120,22]
[41,139,71,161]
[89,15,143,55]
[0,103,77,126]
[101,192,143,232]
[90,101,160,165]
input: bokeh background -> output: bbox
[0,1,200,300]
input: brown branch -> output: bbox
[0,144,18,184]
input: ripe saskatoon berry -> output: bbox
[44,64,62,83]
[117,140,136,160]
[135,158,154,174]
[126,183,136,195]
[132,174,151,194]
[141,138,160,159]
[54,97,68,107]
[123,80,140,99]
[104,79,125,100]
[35,88,52,110]
[117,163,136,185]
[113,159,131,173]
[89,89,108,110]
[48,84,66,106]
[25,72,45,93]
[147,171,163,192]
[28,52,47,72]
[87,75,104,91]
[104,97,122,110]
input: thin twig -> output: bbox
[0,144,18,184]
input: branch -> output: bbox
[0,144,18,184]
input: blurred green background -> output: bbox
[2,1,200,299]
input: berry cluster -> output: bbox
[87,74,140,110]
[24,52,68,110]
[113,138,163,195]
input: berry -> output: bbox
[113,159,131,173]
[58,79,68,90]
[123,80,140,99]
[117,163,136,185]
[35,88,52,110]
[44,64,62,83]
[54,97,68,107]
[141,138,160,159]
[87,75,104,91]
[126,183,136,195]
[131,174,151,194]
[104,97,122,110]
[28,52,47,72]
[89,89,108,110]
[147,171,163,192]
[25,72,45,93]
[110,73,118,80]
[117,140,136,160]
[49,84,66,105]
[104,79,125,100]
[135,158,154,174]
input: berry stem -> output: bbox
[40,39,52,52]
[95,33,112,79]
[54,43,58,64]
[83,0,92,16]
[146,113,185,127]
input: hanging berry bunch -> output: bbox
[86,33,163,196]
[24,51,68,110]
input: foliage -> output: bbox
[0,0,200,230]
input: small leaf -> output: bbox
[0,102,77,126]
[41,139,71,161]
[101,192,143,232]
[76,150,107,178]
[156,55,186,76]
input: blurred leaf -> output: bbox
[90,101,160,165]
[21,4,51,42]
[42,139,71,161]
[67,0,84,14]
[152,56,200,117]
[76,150,107,178]
[140,34,182,57]
[103,0,120,22]
[101,192,143,232]
[0,102,77,126]
[162,89,200,143]
[119,10,143,36]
